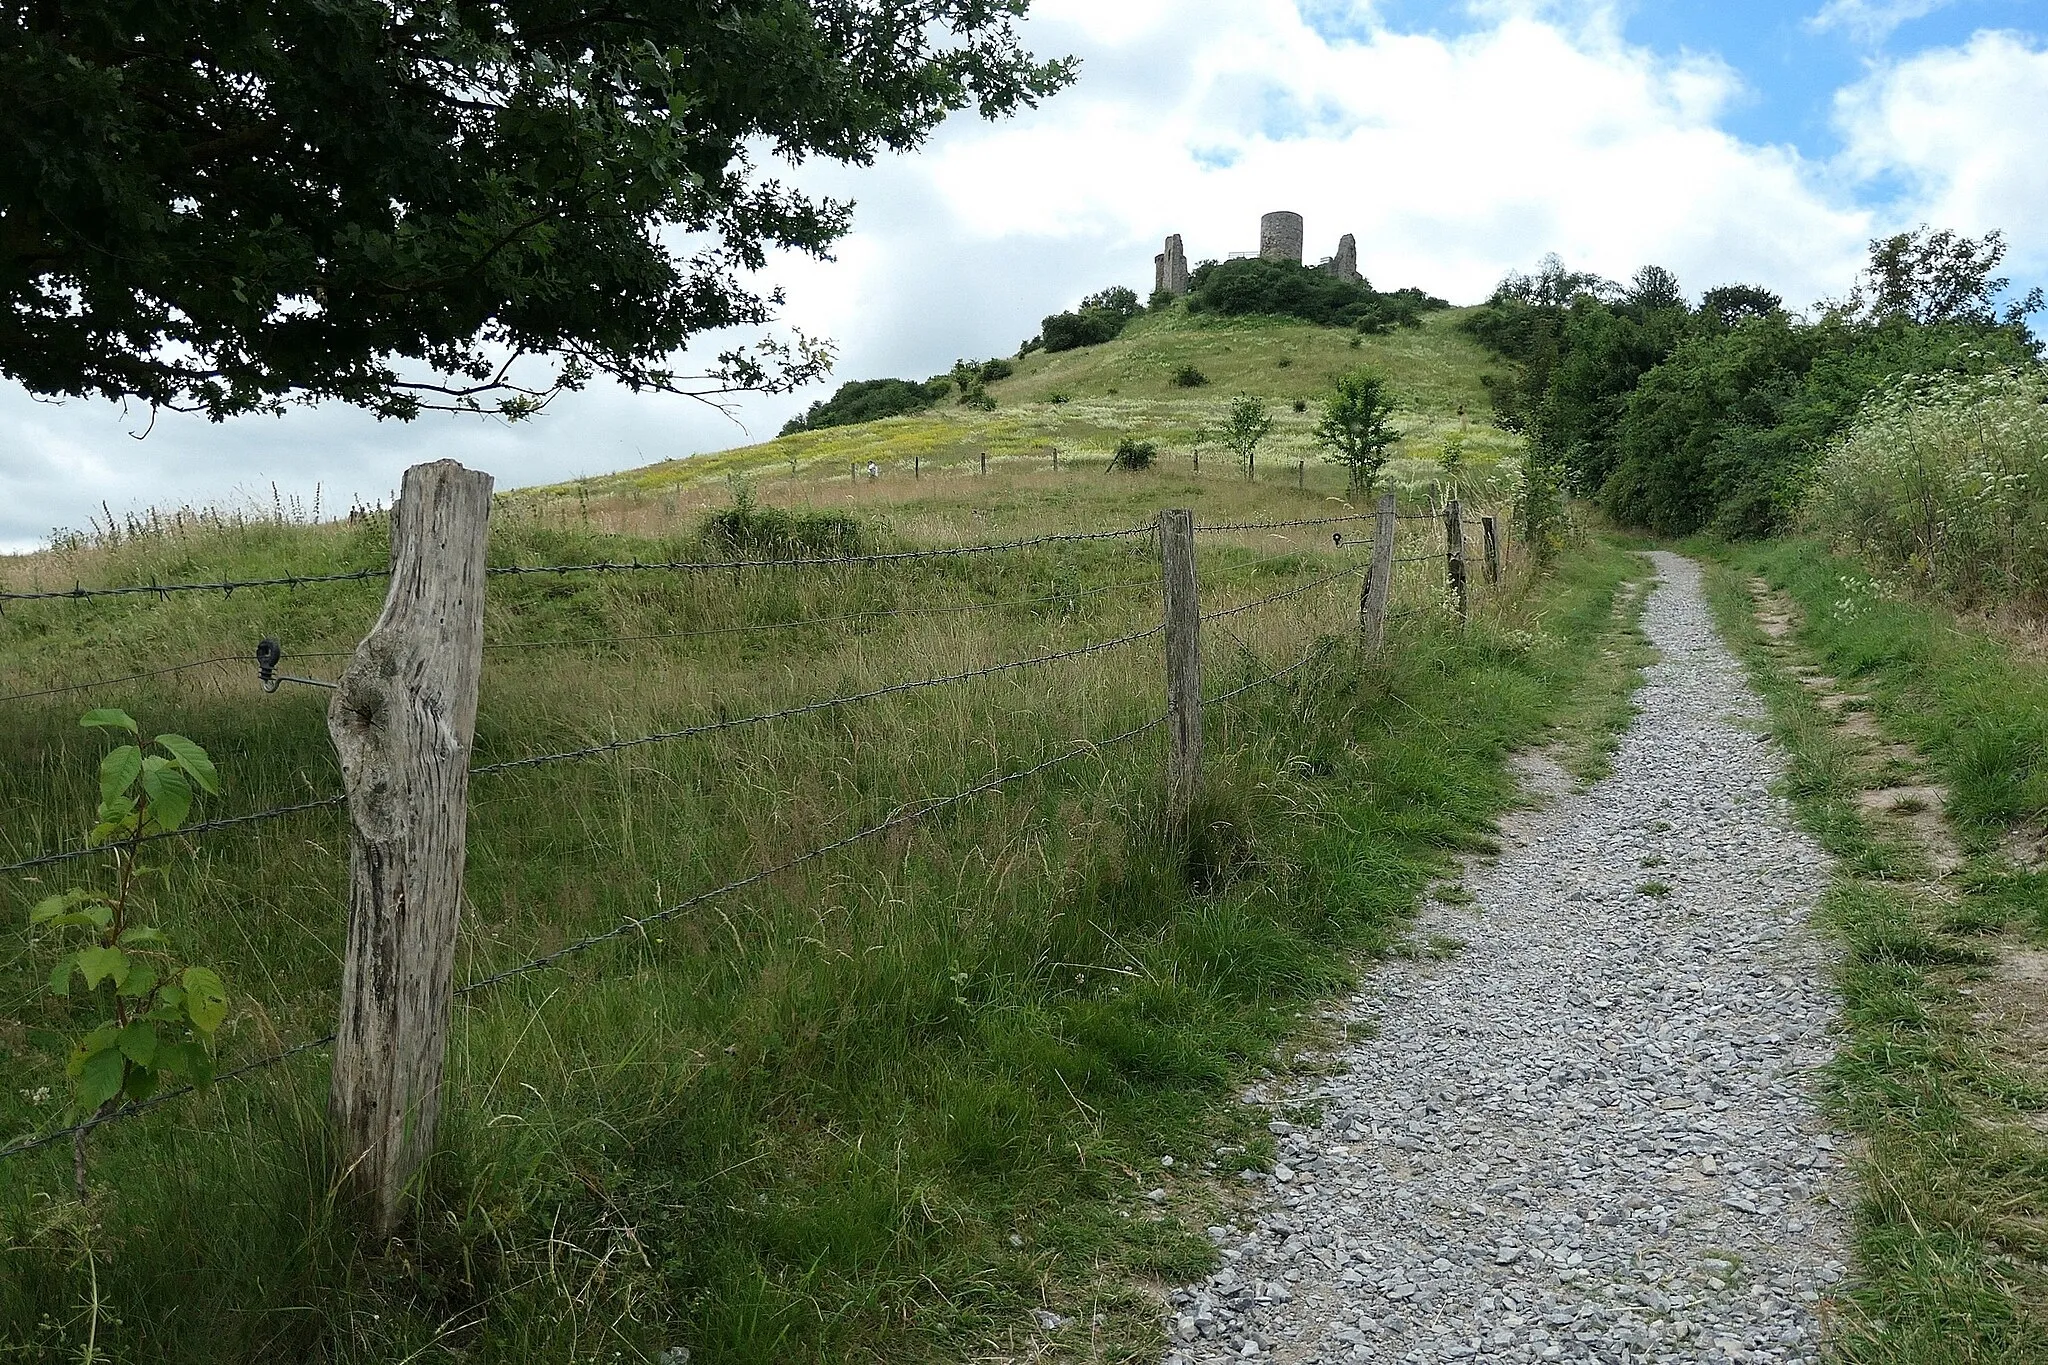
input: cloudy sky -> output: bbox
[4,0,2045,551]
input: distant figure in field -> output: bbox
[867,461,879,480]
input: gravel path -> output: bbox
[1163,552,1852,1365]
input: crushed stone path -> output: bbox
[1163,552,1852,1364]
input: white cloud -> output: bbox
[1834,29,2048,277]
[1809,0,1957,47]
[0,1,1903,550]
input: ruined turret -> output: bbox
[1154,234,1190,296]
[1329,233,1362,285]
[1259,211,1304,265]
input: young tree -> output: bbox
[2,4,1073,422]
[1313,370,1400,491]
[1221,396,1274,480]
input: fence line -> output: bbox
[1193,512,1375,533]
[0,480,1508,1189]
[471,624,1165,776]
[1202,565,1364,623]
[0,710,1174,1165]
[0,655,245,704]
[0,525,1158,610]
[0,567,388,604]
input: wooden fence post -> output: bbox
[328,459,492,1236]
[850,462,857,484]
[1360,492,1396,652]
[914,454,921,480]
[1296,460,1305,489]
[980,451,987,476]
[1159,509,1202,831]
[1052,446,1059,472]
[1481,514,1501,585]
[1444,498,1469,622]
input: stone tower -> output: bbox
[1259,211,1304,265]
[1154,233,1190,296]
[1330,233,1362,285]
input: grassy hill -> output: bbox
[527,305,1521,521]
[0,308,1626,1365]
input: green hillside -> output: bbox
[539,305,1521,510]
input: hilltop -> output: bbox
[521,305,1523,517]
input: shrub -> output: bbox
[1186,257,1449,330]
[1221,395,1274,478]
[949,357,1013,408]
[1291,398,1306,413]
[1034,285,1144,354]
[702,485,867,559]
[1807,366,2048,611]
[1112,437,1157,470]
[1312,370,1400,492]
[1046,389,1071,405]
[780,376,949,435]
[1172,365,1208,388]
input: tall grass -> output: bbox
[1807,365,2048,614]
[0,471,1632,1363]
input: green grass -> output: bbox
[0,455,1640,1362]
[1699,542,2048,1360]
[518,306,1522,519]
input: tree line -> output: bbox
[1465,228,2043,538]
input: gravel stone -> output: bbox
[1161,553,1851,1365]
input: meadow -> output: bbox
[0,316,1653,1363]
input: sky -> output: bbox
[4,0,2046,551]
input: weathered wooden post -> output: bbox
[1360,492,1397,652]
[980,451,987,476]
[1158,509,1202,832]
[328,459,492,1235]
[850,461,857,484]
[914,454,921,480]
[1481,514,1502,586]
[1297,460,1305,489]
[1444,499,1470,622]
[1052,445,1060,472]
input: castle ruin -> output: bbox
[1153,233,1189,297]
[1150,213,1364,296]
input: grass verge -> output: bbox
[1699,538,2048,1361]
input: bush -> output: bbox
[1186,257,1449,330]
[702,485,868,559]
[1172,365,1208,388]
[780,376,949,435]
[1111,437,1157,470]
[949,357,1013,409]
[1807,367,2048,611]
[1035,285,1145,354]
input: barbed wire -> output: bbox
[0,526,1158,609]
[483,524,1154,581]
[1202,566,1363,624]
[0,1032,339,1162]
[1,626,1165,871]
[0,707,1177,1162]
[0,655,244,705]
[0,795,348,876]
[461,713,1168,995]
[0,567,388,604]
[476,576,1163,653]
[1194,513,1374,533]
[472,625,1164,776]
[1201,644,1325,708]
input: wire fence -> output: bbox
[0,495,1504,1167]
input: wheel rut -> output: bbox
[1162,552,1852,1365]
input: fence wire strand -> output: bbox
[1202,566,1363,623]
[0,656,244,704]
[0,709,1172,1163]
[473,625,1164,776]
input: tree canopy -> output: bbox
[1463,228,2043,538]
[2,1,1073,421]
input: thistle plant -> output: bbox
[29,709,230,1192]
